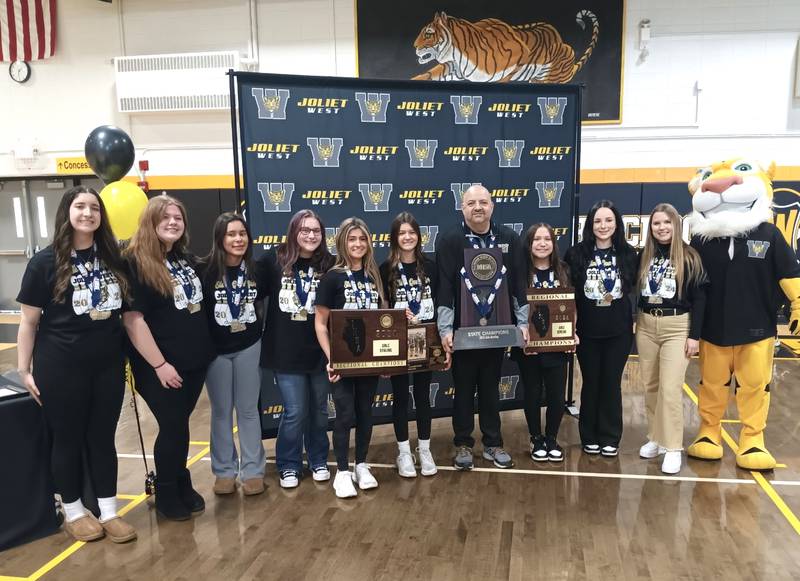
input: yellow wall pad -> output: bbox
[682,383,799,536]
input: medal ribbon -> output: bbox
[647,256,669,295]
[532,270,557,289]
[293,265,315,312]
[345,269,373,310]
[593,250,617,294]
[459,265,506,320]
[463,221,496,249]
[225,262,248,320]
[71,243,102,307]
[397,263,421,315]
[165,257,200,303]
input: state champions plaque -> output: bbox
[329,309,408,377]
[524,287,576,353]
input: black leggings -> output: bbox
[391,371,433,442]
[131,357,207,485]
[331,376,378,471]
[576,332,632,447]
[518,356,566,439]
[34,355,125,503]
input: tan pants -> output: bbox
[635,312,690,450]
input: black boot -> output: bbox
[177,469,205,514]
[155,481,191,521]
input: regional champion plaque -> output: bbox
[407,322,447,373]
[329,309,408,377]
[453,247,523,350]
[524,288,576,353]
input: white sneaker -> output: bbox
[311,465,331,482]
[279,469,299,489]
[418,447,438,476]
[661,451,682,474]
[333,470,357,498]
[639,441,666,459]
[354,463,378,490]
[396,452,417,478]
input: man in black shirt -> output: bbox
[436,185,529,470]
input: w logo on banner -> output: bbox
[355,92,391,123]
[451,182,482,210]
[252,88,290,120]
[495,140,525,168]
[419,226,439,253]
[537,97,568,126]
[358,183,393,212]
[405,139,438,168]
[450,96,482,124]
[503,223,524,236]
[307,137,344,167]
[498,375,519,401]
[325,227,339,255]
[535,180,565,208]
[257,182,294,212]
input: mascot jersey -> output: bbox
[686,158,800,471]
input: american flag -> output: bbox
[0,0,57,63]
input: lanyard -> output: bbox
[165,256,198,302]
[71,244,102,307]
[294,265,314,310]
[593,250,617,293]
[345,269,373,309]
[224,262,248,320]
[648,255,670,294]
[532,270,557,289]
[397,262,421,315]
[463,221,496,249]
[460,264,506,321]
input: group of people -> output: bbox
[16,184,707,543]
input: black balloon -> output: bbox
[84,126,135,184]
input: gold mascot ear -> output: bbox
[767,161,776,180]
[688,169,704,195]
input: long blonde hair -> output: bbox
[124,195,190,296]
[332,217,384,305]
[638,203,705,298]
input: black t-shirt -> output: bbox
[258,250,329,373]
[201,262,265,355]
[379,256,437,322]
[564,243,638,339]
[316,268,381,311]
[16,245,125,364]
[125,252,215,371]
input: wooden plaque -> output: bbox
[524,288,576,354]
[407,322,447,373]
[329,309,408,377]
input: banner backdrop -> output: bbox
[234,72,580,438]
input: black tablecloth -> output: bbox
[0,393,61,551]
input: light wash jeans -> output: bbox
[205,340,266,480]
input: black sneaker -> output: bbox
[583,443,601,455]
[545,436,563,462]
[530,436,548,462]
[601,445,619,457]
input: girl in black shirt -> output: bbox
[379,212,445,478]
[201,213,267,496]
[315,217,384,499]
[259,209,334,489]
[123,195,215,521]
[565,200,638,457]
[16,186,135,543]
[514,223,574,463]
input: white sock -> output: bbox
[418,439,431,451]
[97,496,118,523]
[398,440,411,454]
[63,499,88,523]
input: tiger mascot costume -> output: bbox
[687,158,800,470]
[411,11,598,84]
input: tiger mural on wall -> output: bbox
[411,10,599,83]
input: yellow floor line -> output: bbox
[683,383,799,537]
[721,419,741,424]
[0,576,29,581]
[116,494,141,500]
[188,441,210,446]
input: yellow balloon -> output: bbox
[99,181,148,240]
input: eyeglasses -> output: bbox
[299,227,322,237]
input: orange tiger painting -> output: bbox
[411,11,599,83]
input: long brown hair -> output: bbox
[638,203,705,298]
[332,217,384,304]
[124,195,189,296]
[202,212,254,286]
[524,223,570,287]
[52,186,128,303]
[276,209,333,275]
[386,212,426,301]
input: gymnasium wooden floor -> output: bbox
[1,348,799,581]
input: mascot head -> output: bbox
[687,158,776,239]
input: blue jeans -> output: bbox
[274,371,331,473]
